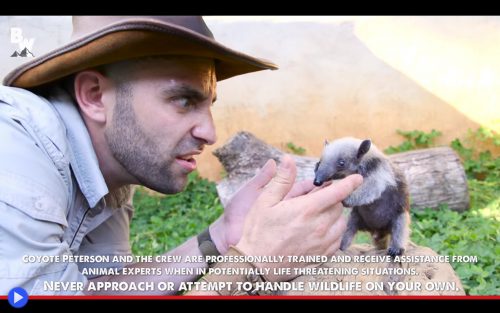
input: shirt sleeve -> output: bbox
[0,102,86,295]
[0,201,87,295]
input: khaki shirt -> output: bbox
[0,86,133,295]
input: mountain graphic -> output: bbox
[19,47,34,57]
[10,47,34,58]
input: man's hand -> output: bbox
[210,156,319,255]
[236,155,363,281]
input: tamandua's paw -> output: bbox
[339,235,352,251]
[387,247,405,258]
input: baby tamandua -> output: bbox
[313,137,410,257]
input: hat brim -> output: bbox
[3,20,278,88]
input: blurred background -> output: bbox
[1,16,499,180]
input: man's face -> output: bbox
[104,57,217,194]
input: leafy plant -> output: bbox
[219,169,228,179]
[384,129,442,154]
[451,127,500,181]
[285,142,306,155]
[130,171,223,256]
[411,204,499,295]
[470,127,500,146]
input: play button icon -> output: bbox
[8,287,28,308]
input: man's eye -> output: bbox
[172,97,195,109]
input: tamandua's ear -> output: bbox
[324,139,329,146]
[357,139,371,159]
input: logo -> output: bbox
[10,28,35,57]
[8,287,29,308]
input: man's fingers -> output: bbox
[245,159,276,189]
[254,154,297,207]
[325,202,344,224]
[299,174,363,213]
[284,179,315,200]
[307,180,332,194]
[325,213,347,242]
[324,215,347,255]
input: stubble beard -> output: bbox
[104,85,184,194]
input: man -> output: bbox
[0,16,362,296]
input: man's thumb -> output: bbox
[254,154,297,207]
[245,158,277,190]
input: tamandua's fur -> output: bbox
[314,137,410,257]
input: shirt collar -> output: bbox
[49,88,109,208]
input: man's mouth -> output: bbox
[175,151,202,172]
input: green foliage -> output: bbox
[410,202,499,295]
[471,127,500,146]
[451,127,500,181]
[353,182,499,295]
[469,179,500,213]
[353,231,371,244]
[285,142,306,155]
[219,169,228,179]
[384,129,442,154]
[130,171,223,256]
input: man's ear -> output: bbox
[74,70,110,124]
[357,139,371,159]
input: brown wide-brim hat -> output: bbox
[3,16,278,88]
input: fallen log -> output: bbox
[213,131,469,211]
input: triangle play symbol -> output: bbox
[14,291,23,303]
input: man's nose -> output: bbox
[192,109,217,145]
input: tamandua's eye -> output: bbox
[337,159,346,167]
[314,161,320,173]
